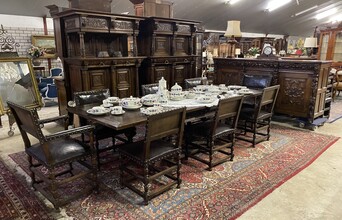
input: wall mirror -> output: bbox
[0,57,42,115]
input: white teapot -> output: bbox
[120,96,141,108]
[170,83,184,101]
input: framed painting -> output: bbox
[31,35,56,58]
[0,57,43,115]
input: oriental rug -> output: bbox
[8,124,339,220]
[0,159,52,219]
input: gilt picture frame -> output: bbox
[31,35,56,59]
[0,96,4,116]
[0,57,43,115]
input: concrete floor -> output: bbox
[1,105,342,219]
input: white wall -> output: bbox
[0,14,53,29]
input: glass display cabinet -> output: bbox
[318,27,342,67]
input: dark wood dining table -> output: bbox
[67,89,262,132]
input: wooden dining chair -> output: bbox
[7,101,98,209]
[141,83,159,96]
[237,85,280,147]
[119,107,186,205]
[332,68,342,101]
[74,89,134,169]
[184,95,244,171]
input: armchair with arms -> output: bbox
[7,101,98,209]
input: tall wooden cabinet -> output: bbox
[50,9,146,110]
[318,27,342,67]
[138,17,200,89]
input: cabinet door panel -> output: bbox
[88,69,110,90]
[275,72,312,117]
[174,64,189,87]
[112,67,134,98]
[153,65,171,88]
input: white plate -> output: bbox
[111,110,125,115]
[86,109,110,115]
[196,99,215,104]
[122,104,143,110]
[238,91,254,95]
[142,102,154,106]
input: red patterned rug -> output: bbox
[8,124,339,219]
[0,159,52,219]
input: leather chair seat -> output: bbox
[186,120,234,138]
[26,138,91,166]
[119,140,179,163]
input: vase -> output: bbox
[32,59,41,66]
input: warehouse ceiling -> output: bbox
[0,0,341,37]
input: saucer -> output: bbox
[86,109,110,115]
[111,110,125,115]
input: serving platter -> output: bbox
[122,103,143,110]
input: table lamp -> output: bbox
[304,37,318,57]
[235,48,241,58]
[224,20,242,58]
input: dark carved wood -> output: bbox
[214,58,332,124]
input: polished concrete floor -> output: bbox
[0,104,342,219]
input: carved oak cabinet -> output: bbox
[50,9,146,110]
[214,58,332,125]
[138,17,200,89]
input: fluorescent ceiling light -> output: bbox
[293,5,318,17]
[329,14,342,23]
[316,8,337,19]
[230,0,240,4]
[266,0,292,12]
[227,0,241,4]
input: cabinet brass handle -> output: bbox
[126,61,130,64]
[164,60,169,64]
[184,59,189,62]
[99,62,105,66]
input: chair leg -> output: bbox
[177,153,181,188]
[230,134,235,161]
[252,122,257,147]
[91,154,99,194]
[119,154,124,189]
[48,167,60,209]
[28,155,37,189]
[267,119,271,141]
[143,163,149,206]
[208,139,213,171]
[95,140,101,170]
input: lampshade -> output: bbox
[304,37,318,48]
[224,20,242,37]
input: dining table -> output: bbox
[67,89,262,133]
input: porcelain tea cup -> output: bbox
[111,106,124,114]
[121,96,141,108]
[107,96,119,103]
[92,106,105,113]
[102,99,112,107]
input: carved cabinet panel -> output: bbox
[111,66,137,98]
[276,72,312,117]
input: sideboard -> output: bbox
[214,58,332,127]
